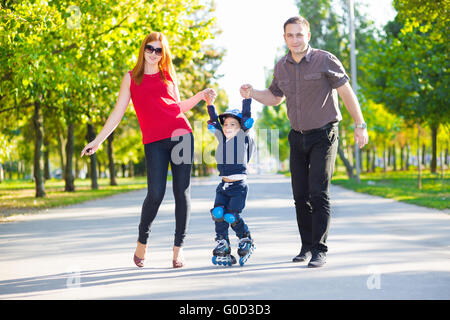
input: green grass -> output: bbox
[332,169,449,210]
[0,177,148,220]
[282,168,449,211]
[2,169,448,222]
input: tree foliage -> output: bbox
[362,0,449,173]
[0,0,224,194]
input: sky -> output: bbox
[212,0,397,112]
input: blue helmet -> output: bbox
[218,109,242,125]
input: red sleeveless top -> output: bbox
[129,71,192,144]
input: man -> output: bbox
[240,16,368,268]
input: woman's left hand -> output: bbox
[179,88,216,112]
[202,88,217,104]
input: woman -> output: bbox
[81,32,214,268]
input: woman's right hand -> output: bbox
[203,88,216,105]
[81,141,100,157]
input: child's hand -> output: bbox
[203,88,216,105]
[240,84,252,99]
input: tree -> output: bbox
[1,0,225,199]
[363,1,449,176]
[0,1,65,196]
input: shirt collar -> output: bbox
[284,45,313,64]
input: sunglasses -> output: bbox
[145,44,163,56]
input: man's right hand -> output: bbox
[240,84,253,99]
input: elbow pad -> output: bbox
[207,123,217,134]
[243,117,254,130]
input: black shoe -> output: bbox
[292,249,312,262]
[308,250,326,268]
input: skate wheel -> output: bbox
[212,256,217,265]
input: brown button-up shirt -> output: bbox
[268,46,349,131]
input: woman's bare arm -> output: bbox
[81,72,131,157]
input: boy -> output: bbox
[205,91,256,266]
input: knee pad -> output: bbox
[224,212,239,226]
[210,206,224,222]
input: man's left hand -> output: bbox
[354,128,368,149]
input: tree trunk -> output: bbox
[75,156,80,179]
[417,124,422,190]
[98,160,102,179]
[8,159,12,180]
[444,148,448,166]
[387,146,392,168]
[400,145,404,171]
[445,147,448,166]
[18,161,22,179]
[128,160,134,178]
[421,143,426,167]
[65,123,75,192]
[338,139,354,179]
[43,132,50,180]
[32,102,46,197]
[365,148,370,172]
[107,131,118,186]
[57,128,65,180]
[23,161,27,180]
[87,123,98,189]
[406,144,410,170]
[371,147,376,172]
[358,148,363,175]
[346,143,353,168]
[430,123,438,173]
[392,144,397,171]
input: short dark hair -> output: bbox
[283,16,310,33]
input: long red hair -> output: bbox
[131,32,176,86]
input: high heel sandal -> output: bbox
[172,260,184,268]
[133,254,145,268]
[172,246,184,268]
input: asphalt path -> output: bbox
[0,174,449,300]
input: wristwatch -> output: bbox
[355,122,367,129]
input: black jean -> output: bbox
[213,180,250,240]
[138,132,193,247]
[288,125,338,253]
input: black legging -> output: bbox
[138,132,193,247]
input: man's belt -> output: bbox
[295,121,338,134]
